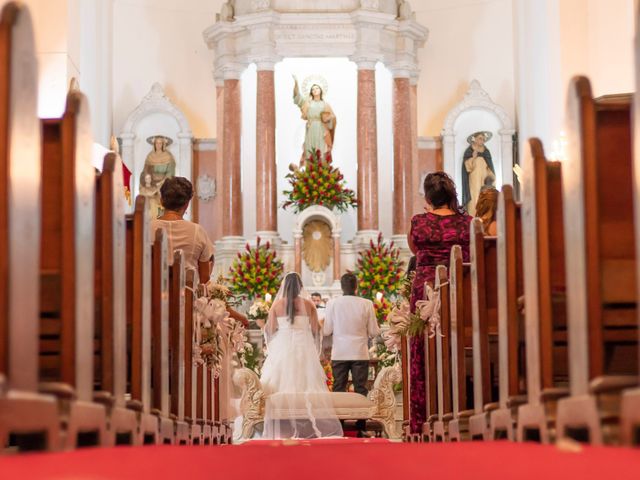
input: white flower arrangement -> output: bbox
[248,299,271,319]
[193,281,248,377]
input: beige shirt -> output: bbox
[323,295,380,361]
[150,219,215,272]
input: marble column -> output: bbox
[332,234,341,281]
[392,75,413,237]
[294,234,302,275]
[255,67,278,238]
[222,77,243,238]
[356,66,379,234]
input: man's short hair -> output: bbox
[340,272,357,294]
[160,176,193,211]
[311,292,322,298]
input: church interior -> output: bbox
[2,0,640,477]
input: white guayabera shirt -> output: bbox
[323,295,380,361]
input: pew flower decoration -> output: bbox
[194,279,248,376]
[228,237,284,300]
[415,285,443,339]
[354,233,404,300]
[282,150,357,213]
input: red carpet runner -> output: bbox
[1,441,639,479]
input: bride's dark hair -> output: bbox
[282,273,303,324]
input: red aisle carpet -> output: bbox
[1,441,640,480]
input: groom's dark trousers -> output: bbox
[332,360,369,431]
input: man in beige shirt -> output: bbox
[149,177,214,283]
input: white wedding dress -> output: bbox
[260,314,343,439]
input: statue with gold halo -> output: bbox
[139,135,176,218]
[293,74,336,164]
[302,220,333,274]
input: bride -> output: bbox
[260,272,343,439]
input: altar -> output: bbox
[203,0,428,287]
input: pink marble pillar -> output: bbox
[410,82,419,215]
[256,69,277,233]
[393,77,413,235]
[222,78,243,237]
[332,235,341,281]
[294,235,302,274]
[357,68,379,231]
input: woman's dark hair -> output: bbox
[283,273,303,324]
[406,256,417,277]
[160,176,193,211]
[423,172,462,212]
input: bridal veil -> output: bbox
[260,273,343,439]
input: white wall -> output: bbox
[21,0,81,118]
[414,0,517,137]
[514,0,635,154]
[112,0,224,139]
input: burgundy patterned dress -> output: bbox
[409,212,472,434]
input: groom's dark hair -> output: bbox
[341,273,357,295]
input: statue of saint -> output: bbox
[293,75,336,164]
[139,135,176,218]
[461,131,496,215]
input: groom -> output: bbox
[323,273,380,435]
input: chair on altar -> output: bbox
[232,365,401,440]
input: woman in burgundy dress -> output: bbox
[408,172,472,434]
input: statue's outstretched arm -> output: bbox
[292,75,304,108]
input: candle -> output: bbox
[376,292,383,302]
[265,293,272,303]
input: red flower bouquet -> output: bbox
[282,150,357,213]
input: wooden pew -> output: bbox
[620,5,640,445]
[556,77,638,445]
[0,2,60,452]
[184,270,203,444]
[423,285,438,442]
[125,195,158,444]
[447,246,473,441]
[432,265,452,442]
[150,228,174,444]
[168,250,190,445]
[490,185,526,440]
[93,154,137,446]
[468,218,499,440]
[38,89,107,449]
[517,139,569,443]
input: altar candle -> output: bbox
[376,292,383,302]
[265,293,272,303]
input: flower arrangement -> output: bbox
[373,294,393,325]
[282,150,357,213]
[239,342,265,377]
[193,279,248,377]
[354,233,404,301]
[247,298,272,329]
[369,343,396,369]
[228,236,284,301]
[321,359,334,391]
